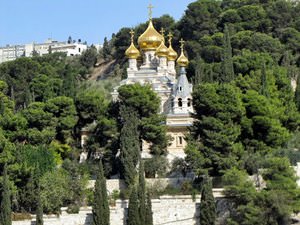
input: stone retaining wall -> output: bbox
[12,190,224,225]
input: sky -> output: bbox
[0,0,195,46]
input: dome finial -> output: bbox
[167,32,178,61]
[168,32,173,45]
[148,3,154,20]
[160,28,165,38]
[129,29,135,43]
[179,38,185,53]
[177,38,189,67]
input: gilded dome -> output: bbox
[138,20,163,51]
[177,39,189,67]
[156,28,169,57]
[125,43,140,59]
[167,33,178,61]
[125,30,141,59]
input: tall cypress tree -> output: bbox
[295,74,300,111]
[138,162,146,225]
[145,192,153,225]
[260,63,269,98]
[127,186,140,225]
[119,105,140,186]
[221,25,234,83]
[36,183,43,225]
[200,177,216,225]
[92,160,110,225]
[0,164,11,225]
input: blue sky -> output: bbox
[0,0,195,46]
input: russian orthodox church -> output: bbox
[112,6,194,162]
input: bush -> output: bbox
[67,204,80,214]
[12,213,32,221]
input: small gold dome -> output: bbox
[125,43,140,59]
[167,32,178,61]
[125,30,141,59]
[156,28,169,57]
[176,38,189,67]
[138,20,163,51]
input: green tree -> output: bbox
[119,106,140,186]
[200,177,216,225]
[138,162,146,225]
[190,83,245,175]
[0,164,11,225]
[92,160,110,225]
[36,183,44,225]
[221,25,234,83]
[127,186,140,225]
[80,46,98,69]
[145,192,153,225]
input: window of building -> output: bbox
[179,136,183,145]
[187,98,192,107]
[178,98,182,107]
[179,86,182,91]
[79,48,81,52]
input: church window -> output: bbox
[187,98,192,107]
[179,86,182,91]
[179,136,183,145]
[178,98,182,107]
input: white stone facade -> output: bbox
[0,39,89,63]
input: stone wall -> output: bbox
[12,190,224,225]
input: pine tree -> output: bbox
[200,177,216,225]
[92,160,110,225]
[0,164,11,225]
[145,192,153,225]
[36,183,43,225]
[127,186,140,225]
[221,25,234,83]
[119,105,140,186]
[138,162,146,225]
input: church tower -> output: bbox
[112,5,194,162]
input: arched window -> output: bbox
[179,86,182,91]
[178,98,182,107]
[187,98,192,107]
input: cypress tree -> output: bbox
[295,75,300,111]
[138,162,146,225]
[36,183,43,225]
[92,160,110,225]
[119,105,140,186]
[0,164,11,225]
[200,177,216,225]
[221,25,234,83]
[260,63,269,98]
[145,192,153,225]
[127,186,140,225]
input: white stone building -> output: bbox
[0,38,88,63]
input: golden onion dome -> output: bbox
[125,30,141,59]
[176,38,189,67]
[138,20,163,51]
[156,28,169,57]
[167,32,178,61]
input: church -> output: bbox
[112,5,194,162]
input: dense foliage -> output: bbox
[1,0,300,224]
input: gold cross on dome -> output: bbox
[148,3,154,20]
[179,38,185,50]
[129,29,135,42]
[168,32,173,44]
